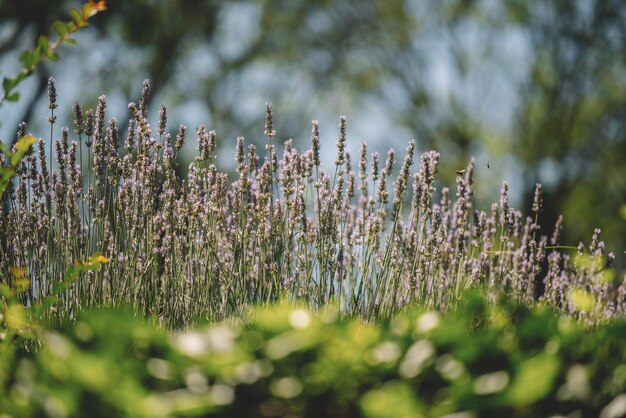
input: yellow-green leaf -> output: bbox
[19,50,33,69]
[9,135,36,166]
[70,7,83,24]
[15,134,37,151]
[505,353,560,406]
[9,266,27,279]
[569,288,595,312]
[52,21,68,37]
[38,35,49,52]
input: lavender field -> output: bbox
[0,79,625,417]
[1,78,624,327]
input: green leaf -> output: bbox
[31,47,42,65]
[64,265,80,280]
[47,51,60,62]
[42,296,58,309]
[9,135,37,166]
[6,92,20,102]
[19,50,33,69]
[0,167,16,195]
[70,7,83,24]
[52,281,68,294]
[0,283,12,298]
[83,3,93,18]
[9,153,21,167]
[504,353,560,406]
[64,37,77,45]
[14,135,37,154]
[30,296,58,317]
[360,382,424,418]
[3,76,18,94]
[569,288,595,312]
[14,72,27,84]
[38,35,49,52]
[52,21,68,37]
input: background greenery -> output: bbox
[0,0,625,263]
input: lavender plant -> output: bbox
[0,80,623,328]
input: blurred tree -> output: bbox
[0,1,71,124]
[0,0,624,259]
[505,0,626,261]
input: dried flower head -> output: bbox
[73,102,84,135]
[264,102,276,137]
[311,120,320,167]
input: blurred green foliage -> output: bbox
[2,291,626,417]
[0,0,106,109]
[0,134,37,196]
